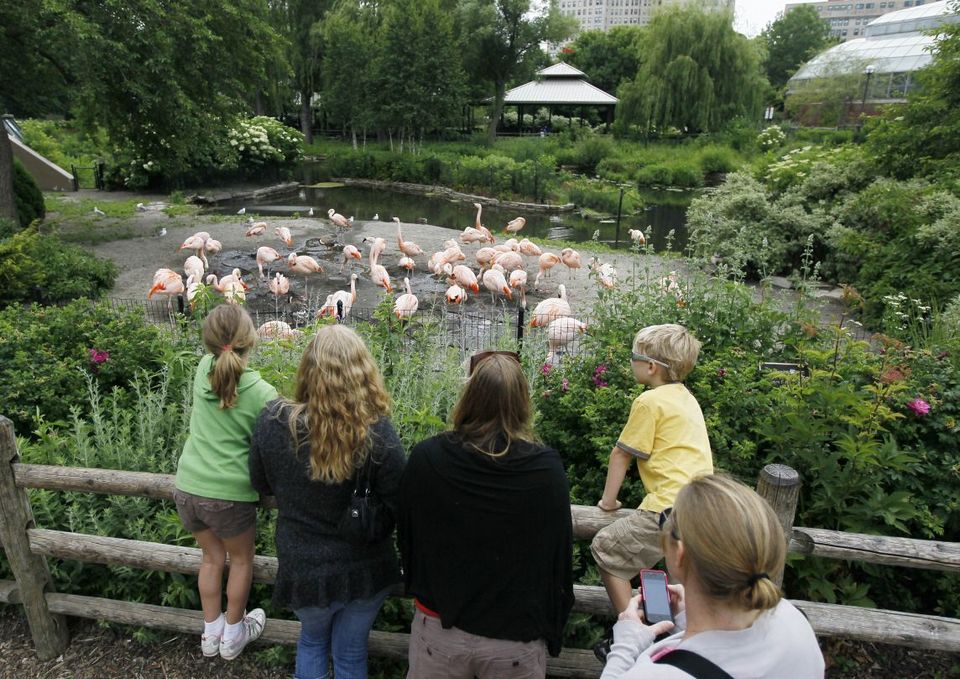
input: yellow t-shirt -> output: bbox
[616,383,713,512]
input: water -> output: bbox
[210,163,694,253]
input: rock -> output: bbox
[765,276,793,290]
[814,287,846,300]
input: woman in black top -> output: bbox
[249,325,404,679]
[398,351,574,679]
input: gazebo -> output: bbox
[500,63,619,132]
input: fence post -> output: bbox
[756,463,801,588]
[516,305,525,350]
[0,416,69,659]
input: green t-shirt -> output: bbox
[175,353,278,502]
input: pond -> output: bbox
[210,163,696,253]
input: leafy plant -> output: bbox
[13,159,45,228]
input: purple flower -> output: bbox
[541,363,553,375]
[592,363,609,388]
[906,398,930,416]
[717,368,727,378]
[89,348,110,365]
[561,378,570,393]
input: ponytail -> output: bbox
[201,305,258,409]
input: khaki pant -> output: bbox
[590,509,664,581]
[406,609,547,679]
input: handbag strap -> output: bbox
[654,649,734,679]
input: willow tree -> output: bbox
[616,7,767,136]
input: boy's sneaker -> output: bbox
[593,635,613,664]
[219,609,266,661]
[201,632,221,657]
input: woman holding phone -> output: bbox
[398,350,574,679]
[600,474,824,678]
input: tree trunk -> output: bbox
[351,127,357,151]
[487,80,506,144]
[254,91,266,116]
[299,89,313,145]
[0,129,18,225]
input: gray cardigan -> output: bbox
[249,400,405,611]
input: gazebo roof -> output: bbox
[502,64,618,106]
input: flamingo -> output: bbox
[268,272,290,297]
[530,284,572,327]
[221,280,246,305]
[560,248,582,276]
[493,251,524,272]
[287,253,324,276]
[438,244,465,265]
[183,255,205,282]
[504,216,526,234]
[590,258,617,289]
[245,223,266,238]
[178,233,209,267]
[148,269,184,300]
[399,256,416,271]
[518,239,542,257]
[445,284,466,304]
[460,227,487,244]
[185,274,203,308]
[256,246,282,278]
[206,268,250,292]
[328,209,351,239]
[659,271,685,304]
[339,244,362,273]
[319,274,359,320]
[275,226,293,248]
[546,317,588,361]
[364,236,387,264]
[395,217,424,257]
[368,245,393,292]
[509,269,528,308]
[205,238,223,257]
[447,264,480,293]
[481,265,512,303]
[475,247,498,271]
[393,277,419,320]
[258,321,300,340]
[472,202,495,243]
[628,229,646,245]
[534,252,562,288]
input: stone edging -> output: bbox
[333,178,576,213]
[188,182,300,206]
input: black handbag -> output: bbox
[338,453,393,542]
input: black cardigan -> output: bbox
[397,433,574,656]
[249,402,404,611]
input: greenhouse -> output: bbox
[788,0,960,103]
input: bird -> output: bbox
[275,226,293,247]
[204,238,222,256]
[328,208,351,231]
[493,251,524,272]
[339,244,362,273]
[472,202,495,243]
[206,268,250,292]
[629,229,646,245]
[590,258,617,289]
[178,233,210,268]
[481,265,512,303]
[307,207,314,217]
[509,269,528,308]
[364,236,387,264]
[546,317,588,361]
[136,202,147,212]
[256,246,283,278]
[504,216,526,234]
[393,277,419,320]
[530,284,572,327]
[475,247,498,271]
[446,264,480,293]
[183,255,205,282]
[396,217,425,257]
[518,239,542,257]
[245,222,267,238]
[268,272,290,297]
[535,252,562,288]
[257,321,300,340]
[438,244,466,265]
[319,273,359,320]
[399,256,416,271]
[372,213,380,221]
[93,206,105,217]
[370,259,393,293]
[460,227,488,244]
[148,269,184,300]
[157,228,167,237]
[237,207,246,215]
[185,274,203,308]
[287,252,324,276]
[560,248,582,276]
[221,279,246,305]
[445,284,466,305]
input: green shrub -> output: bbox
[635,160,703,188]
[595,157,634,183]
[697,145,738,175]
[0,227,117,305]
[569,136,614,174]
[13,159,45,228]
[0,300,174,434]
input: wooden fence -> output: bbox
[1,415,959,676]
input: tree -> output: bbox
[0,130,17,225]
[760,5,832,91]
[276,0,332,143]
[615,7,767,136]
[564,25,644,95]
[458,0,576,143]
[784,54,866,127]
[321,4,377,149]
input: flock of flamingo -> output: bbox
[147,202,647,353]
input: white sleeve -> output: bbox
[600,620,657,678]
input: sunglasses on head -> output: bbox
[632,352,671,369]
[469,350,520,376]
[659,507,680,540]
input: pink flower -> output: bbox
[561,378,570,393]
[906,398,930,416]
[541,363,553,375]
[89,348,110,365]
[717,368,727,378]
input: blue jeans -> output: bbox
[294,587,390,679]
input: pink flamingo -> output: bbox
[368,245,393,293]
[445,264,480,293]
[364,236,387,264]
[185,274,203,308]
[438,244,465,265]
[509,269,528,308]
[481,265,512,303]
[518,239,542,257]
[340,244,362,273]
[399,256,416,272]
[590,258,617,289]
[445,284,466,304]
[319,273,358,319]
[560,247,582,276]
[546,317,587,361]
[504,216,526,234]
[535,252,562,288]
[393,277,419,320]
[287,253,324,275]
[460,227,487,244]
[205,238,223,257]
[205,268,250,292]
[472,202,495,243]
[530,284,571,327]
[629,229,646,245]
[395,217,424,257]
[220,280,246,305]
[183,255,205,282]
[268,272,290,297]
[494,251,524,272]
[328,208,351,230]
[257,246,282,278]
[275,226,293,248]
[178,233,209,268]
[148,269,184,300]
[475,247,498,271]
[245,223,266,237]
[258,321,300,340]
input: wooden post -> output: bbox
[756,463,801,588]
[0,416,69,660]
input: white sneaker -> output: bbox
[201,632,221,657]
[219,609,266,661]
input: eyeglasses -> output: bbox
[632,353,670,369]
[469,350,520,376]
[659,507,679,540]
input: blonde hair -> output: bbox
[283,325,391,484]
[201,305,258,409]
[450,353,536,457]
[632,323,701,382]
[666,474,785,612]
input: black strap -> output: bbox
[654,649,735,679]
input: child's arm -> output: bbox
[598,445,633,511]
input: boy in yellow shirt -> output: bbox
[592,324,713,624]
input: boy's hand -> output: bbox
[597,499,622,511]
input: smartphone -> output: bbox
[640,569,674,625]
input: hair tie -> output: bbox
[222,344,233,352]
[747,572,769,587]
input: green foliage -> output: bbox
[563,178,640,215]
[0,227,117,306]
[12,159,44,228]
[616,6,767,135]
[757,124,786,151]
[784,53,866,128]
[696,145,738,175]
[229,116,304,166]
[760,4,832,90]
[18,119,107,170]
[635,160,703,188]
[564,25,644,95]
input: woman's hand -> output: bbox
[618,593,675,638]
[667,583,686,618]
[597,499,622,512]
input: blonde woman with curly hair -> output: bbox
[600,474,824,678]
[249,325,404,679]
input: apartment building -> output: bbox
[785,0,930,41]
[559,0,733,32]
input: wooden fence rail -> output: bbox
[2,415,959,675]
